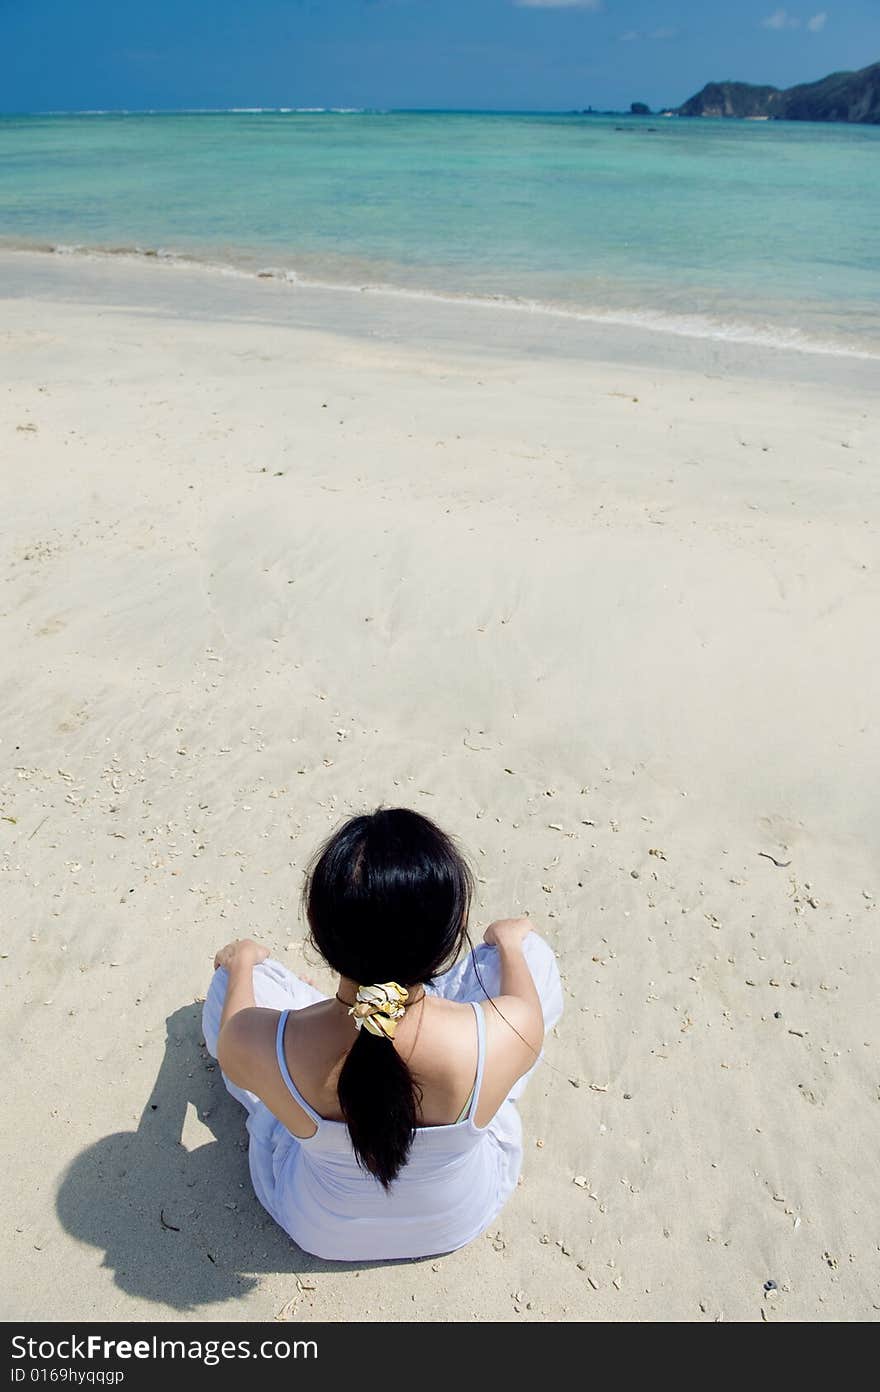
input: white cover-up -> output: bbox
[202,932,563,1261]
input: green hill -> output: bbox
[677,61,880,124]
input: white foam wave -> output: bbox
[22,241,878,362]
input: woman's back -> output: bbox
[288,995,482,1128]
[232,986,529,1139]
[268,997,511,1261]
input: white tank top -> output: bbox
[251,999,520,1261]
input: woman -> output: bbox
[203,807,563,1261]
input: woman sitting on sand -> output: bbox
[203,807,562,1261]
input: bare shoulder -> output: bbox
[482,994,544,1046]
[403,996,480,1081]
[426,993,543,1056]
[216,1006,280,1086]
[418,994,478,1042]
[470,995,545,1128]
[480,994,544,1072]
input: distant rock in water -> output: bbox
[677,60,880,124]
[630,102,651,116]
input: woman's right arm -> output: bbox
[483,917,545,1060]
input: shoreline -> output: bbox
[2,245,879,380]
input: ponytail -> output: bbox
[337,1031,420,1189]
[304,806,473,1188]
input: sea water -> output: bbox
[0,109,877,356]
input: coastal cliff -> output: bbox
[677,81,782,119]
[677,60,880,123]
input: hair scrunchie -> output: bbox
[349,981,409,1040]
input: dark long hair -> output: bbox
[303,807,473,1188]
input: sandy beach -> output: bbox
[2,248,878,1322]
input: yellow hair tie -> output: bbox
[349,981,409,1040]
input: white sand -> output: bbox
[2,250,879,1322]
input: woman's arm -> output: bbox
[483,917,545,1056]
[471,917,548,1127]
[212,938,270,1076]
[209,939,318,1138]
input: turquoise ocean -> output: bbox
[0,110,877,356]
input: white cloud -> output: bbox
[620,26,676,41]
[761,8,800,27]
[514,1,602,10]
[761,8,829,31]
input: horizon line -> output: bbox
[1,105,675,118]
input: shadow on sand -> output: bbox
[55,1003,381,1312]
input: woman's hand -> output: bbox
[483,917,534,951]
[213,938,270,971]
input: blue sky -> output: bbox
[1,1,877,113]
